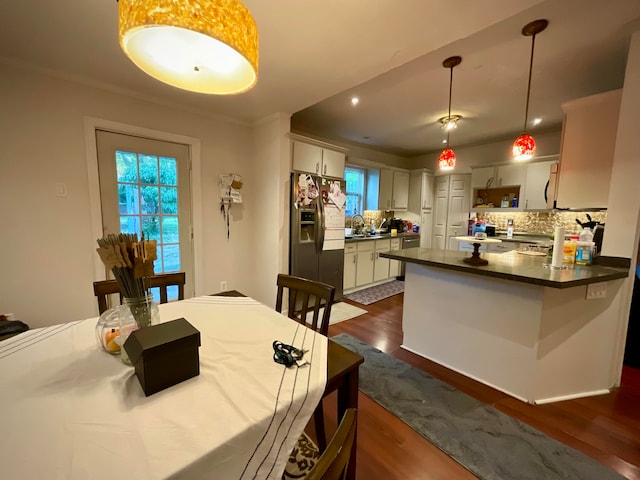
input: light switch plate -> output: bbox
[586,282,607,300]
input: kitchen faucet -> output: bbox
[351,214,364,234]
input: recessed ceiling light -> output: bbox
[532,117,542,126]
[442,139,448,144]
[351,96,359,106]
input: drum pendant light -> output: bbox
[438,56,462,171]
[513,19,548,161]
[118,0,258,95]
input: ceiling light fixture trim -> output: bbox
[118,0,258,95]
[513,19,548,161]
[439,55,462,171]
[438,114,462,131]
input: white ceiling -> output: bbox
[2,0,639,157]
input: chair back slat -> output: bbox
[93,272,186,314]
[275,274,336,336]
[306,408,357,480]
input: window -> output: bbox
[344,166,365,216]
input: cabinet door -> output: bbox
[322,148,345,178]
[356,250,375,286]
[421,172,434,209]
[344,251,357,290]
[446,174,471,250]
[373,239,391,282]
[523,161,555,210]
[432,176,450,250]
[389,238,402,277]
[378,169,393,210]
[496,164,525,187]
[392,171,410,210]
[292,141,322,175]
[471,166,496,189]
[420,210,432,248]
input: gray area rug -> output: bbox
[331,333,626,480]
[344,280,404,305]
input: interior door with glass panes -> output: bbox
[96,130,194,300]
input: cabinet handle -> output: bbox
[371,252,375,261]
[323,163,327,175]
[392,199,395,207]
[316,162,319,174]
[525,200,528,209]
[353,254,357,264]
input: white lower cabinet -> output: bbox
[355,241,375,287]
[373,239,391,282]
[344,244,357,290]
[344,238,402,290]
[389,238,402,277]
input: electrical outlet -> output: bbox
[220,281,228,292]
[586,282,607,300]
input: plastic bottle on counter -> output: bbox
[575,227,595,265]
[506,219,514,239]
[563,235,578,264]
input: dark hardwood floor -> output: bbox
[318,292,640,480]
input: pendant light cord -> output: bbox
[446,65,454,146]
[523,33,537,132]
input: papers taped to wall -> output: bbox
[219,174,243,203]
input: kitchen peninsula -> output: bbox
[380,248,630,404]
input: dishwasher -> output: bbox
[398,235,421,279]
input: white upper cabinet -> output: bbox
[554,89,622,209]
[292,140,345,178]
[408,169,434,212]
[472,164,525,189]
[522,160,556,210]
[379,169,409,210]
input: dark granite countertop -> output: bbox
[345,232,420,243]
[379,248,630,288]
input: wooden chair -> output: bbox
[276,273,336,452]
[275,274,336,336]
[93,272,186,314]
[283,408,357,480]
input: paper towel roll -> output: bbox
[551,227,565,268]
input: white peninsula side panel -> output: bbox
[401,262,623,403]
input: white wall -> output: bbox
[0,65,264,327]
[600,30,640,379]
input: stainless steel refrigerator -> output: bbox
[290,172,345,299]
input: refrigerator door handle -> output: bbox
[316,194,325,254]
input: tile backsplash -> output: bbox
[474,211,607,236]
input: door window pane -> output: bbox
[140,186,159,214]
[139,155,159,184]
[162,216,179,243]
[118,184,139,214]
[163,244,180,271]
[160,157,177,186]
[161,187,178,214]
[116,151,138,182]
[120,215,140,234]
[142,216,160,241]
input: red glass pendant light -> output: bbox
[439,56,462,171]
[438,148,456,171]
[513,19,548,161]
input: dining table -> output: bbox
[0,294,362,480]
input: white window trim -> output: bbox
[84,116,204,296]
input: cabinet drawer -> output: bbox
[345,244,357,254]
[356,241,375,252]
[390,238,401,250]
[488,243,518,253]
[374,239,391,251]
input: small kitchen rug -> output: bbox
[300,302,367,326]
[330,333,626,480]
[344,280,404,305]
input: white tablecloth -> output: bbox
[0,296,327,479]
